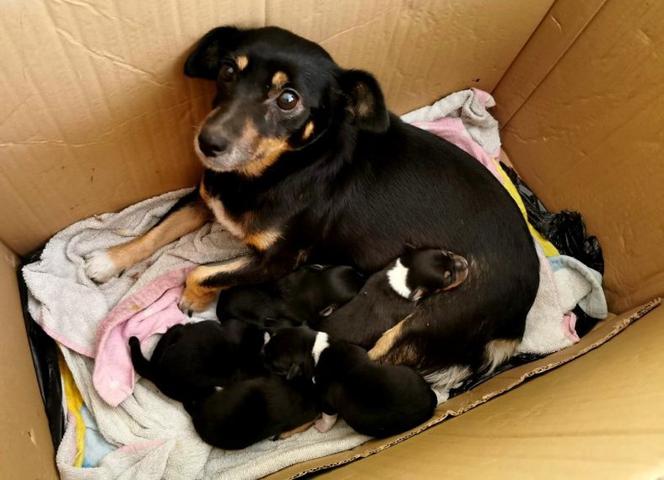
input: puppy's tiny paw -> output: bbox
[314,414,337,433]
[85,250,121,283]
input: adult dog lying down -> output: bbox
[85,26,539,385]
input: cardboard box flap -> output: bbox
[0,0,553,255]
[493,0,608,125]
[265,298,661,479]
[499,0,664,312]
[0,241,57,479]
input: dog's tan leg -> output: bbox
[367,317,409,361]
[86,200,210,282]
[178,256,253,313]
[277,420,316,439]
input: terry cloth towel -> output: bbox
[24,190,373,480]
[93,270,190,407]
[402,88,501,157]
[23,88,608,480]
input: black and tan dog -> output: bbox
[86,26,539,381]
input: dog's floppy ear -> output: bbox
[338,69,389,133]
[184,26,244,79]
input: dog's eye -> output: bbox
[219,61,237,82]
[277,89,299,110]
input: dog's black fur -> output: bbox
[185,374,319,450]
[106,25,540,379]
[217,264,364,330]
[264,327,436,438]
[129,319,265,402]
[178,25,540,374]
[313,248,469,348]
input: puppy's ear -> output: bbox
[184,26,244,79]
[409,287,425,303]
[319,305,336,317]
[286,363,302,381]
[338,69,389,133]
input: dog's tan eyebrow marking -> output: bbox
[235,55,249,71]
[302,121,314,140]
[271,71,289,88]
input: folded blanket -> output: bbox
[401,88,501,157]
[23,88,608,479]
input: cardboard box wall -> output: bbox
[1,0,663,478]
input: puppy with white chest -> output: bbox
[129,318,267,403]
[312,247,469,348]
[264,326,437,438]
[217,263,364,329]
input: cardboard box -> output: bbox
[1,0,663,478]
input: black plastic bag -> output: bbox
[500,162,604,275]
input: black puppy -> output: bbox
[217,264,364,329]
[185,374,319,450]
[313,248,469,348]
[264,326,436,438]
[129,319,266,402]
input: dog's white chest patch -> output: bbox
[386,259,412,299]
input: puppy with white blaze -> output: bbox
[264,327,437,438]
[312,247,469,350]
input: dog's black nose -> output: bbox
[197,129,228,157]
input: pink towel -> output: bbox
[93,268,190,407]
[412,117,502,182]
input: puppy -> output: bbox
[129,319,266,402]
[264,327,437,438]
[185,374,319,450]
[313,248,469,348]
[217,264,364,329]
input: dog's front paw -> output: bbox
[178,282,218,315]
[85,250,122,283]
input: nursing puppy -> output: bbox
[313,248,469,348]
[186,374,319,450]
[129,319,266,402]
[217,264,364,329]
[264,327,436,438]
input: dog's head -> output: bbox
[184,26,389,175]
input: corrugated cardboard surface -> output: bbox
[3,2,664,478]
[0,0,553,255]
[0,241,57,479]
[264,299,662,479]
[317,302,664,480]
[492,0,607,124]
[498,0,664,312]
